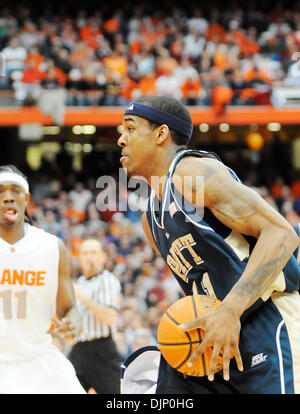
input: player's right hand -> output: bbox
[179,303,243,381]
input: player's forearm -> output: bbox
[221,225,298,318]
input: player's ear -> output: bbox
[156,124,170,145]
[25,192,30,207]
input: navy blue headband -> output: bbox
[124,102,193,139]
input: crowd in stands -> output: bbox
[26,160,300,359]
[1,1,300,108]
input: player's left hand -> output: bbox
[179,303,243,381]
[51,307,82,345]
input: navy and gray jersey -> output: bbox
[146,149,299,304]
[146,149,300,394]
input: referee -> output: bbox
[68,238,122,394]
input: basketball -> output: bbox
[157,294,229,377]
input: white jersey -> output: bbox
[0,223,59,361]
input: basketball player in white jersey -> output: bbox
[0,165,86,394]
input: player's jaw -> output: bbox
[0,201,24,225]
[120,151,150,179]
[119,139,154,178]
[0,196,27,226]
[120,150,129,167]
[120,148,139,177]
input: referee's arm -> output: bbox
[73,283,118,327]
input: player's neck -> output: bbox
[0,222,25,245]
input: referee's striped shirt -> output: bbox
[76,269,121,341]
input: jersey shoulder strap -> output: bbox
[168,149,241,183]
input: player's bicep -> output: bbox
[56,238,76,317]
[204,169,290,238]
[141,211,160,254]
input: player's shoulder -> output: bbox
[27,223,58,241]
[174,154,227,179]
[30,225,67,257]
[172,155,230,195]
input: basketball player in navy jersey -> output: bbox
[118,96,300,394]
[0,165,85,393]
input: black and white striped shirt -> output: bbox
[76,269,121,341]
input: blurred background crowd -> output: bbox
[1,0,300,107]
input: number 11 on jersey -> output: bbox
[0,289,27,319]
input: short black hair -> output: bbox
[0,164,33,225]
[136,95,193,146]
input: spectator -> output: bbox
[240,27,260,58]
[102,70,121,106]
[155,70,182,100]
[118,75,137,106]
[38,59,67,125]
[102,49,128,80]
[19,20,39,50]
[42,209,61,235]
[173,57,199,85]
[24,45,44,71]
[187,7,208,35]
[1,2,300,107]
[14,57,43,104]
[53,47,73,75]
[132,49,155,77]
[79,17,102,50]
[130,329,156,353]
[155,46,178,76]
[184,28,206,61]
[68,182,93,213]
[137,70,157,97]
[181,76,202,106]
[2,36,27,74]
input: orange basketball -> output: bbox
[157,294,229,377]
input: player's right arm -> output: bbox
[141,211,160,254]
[173,156,299,380]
